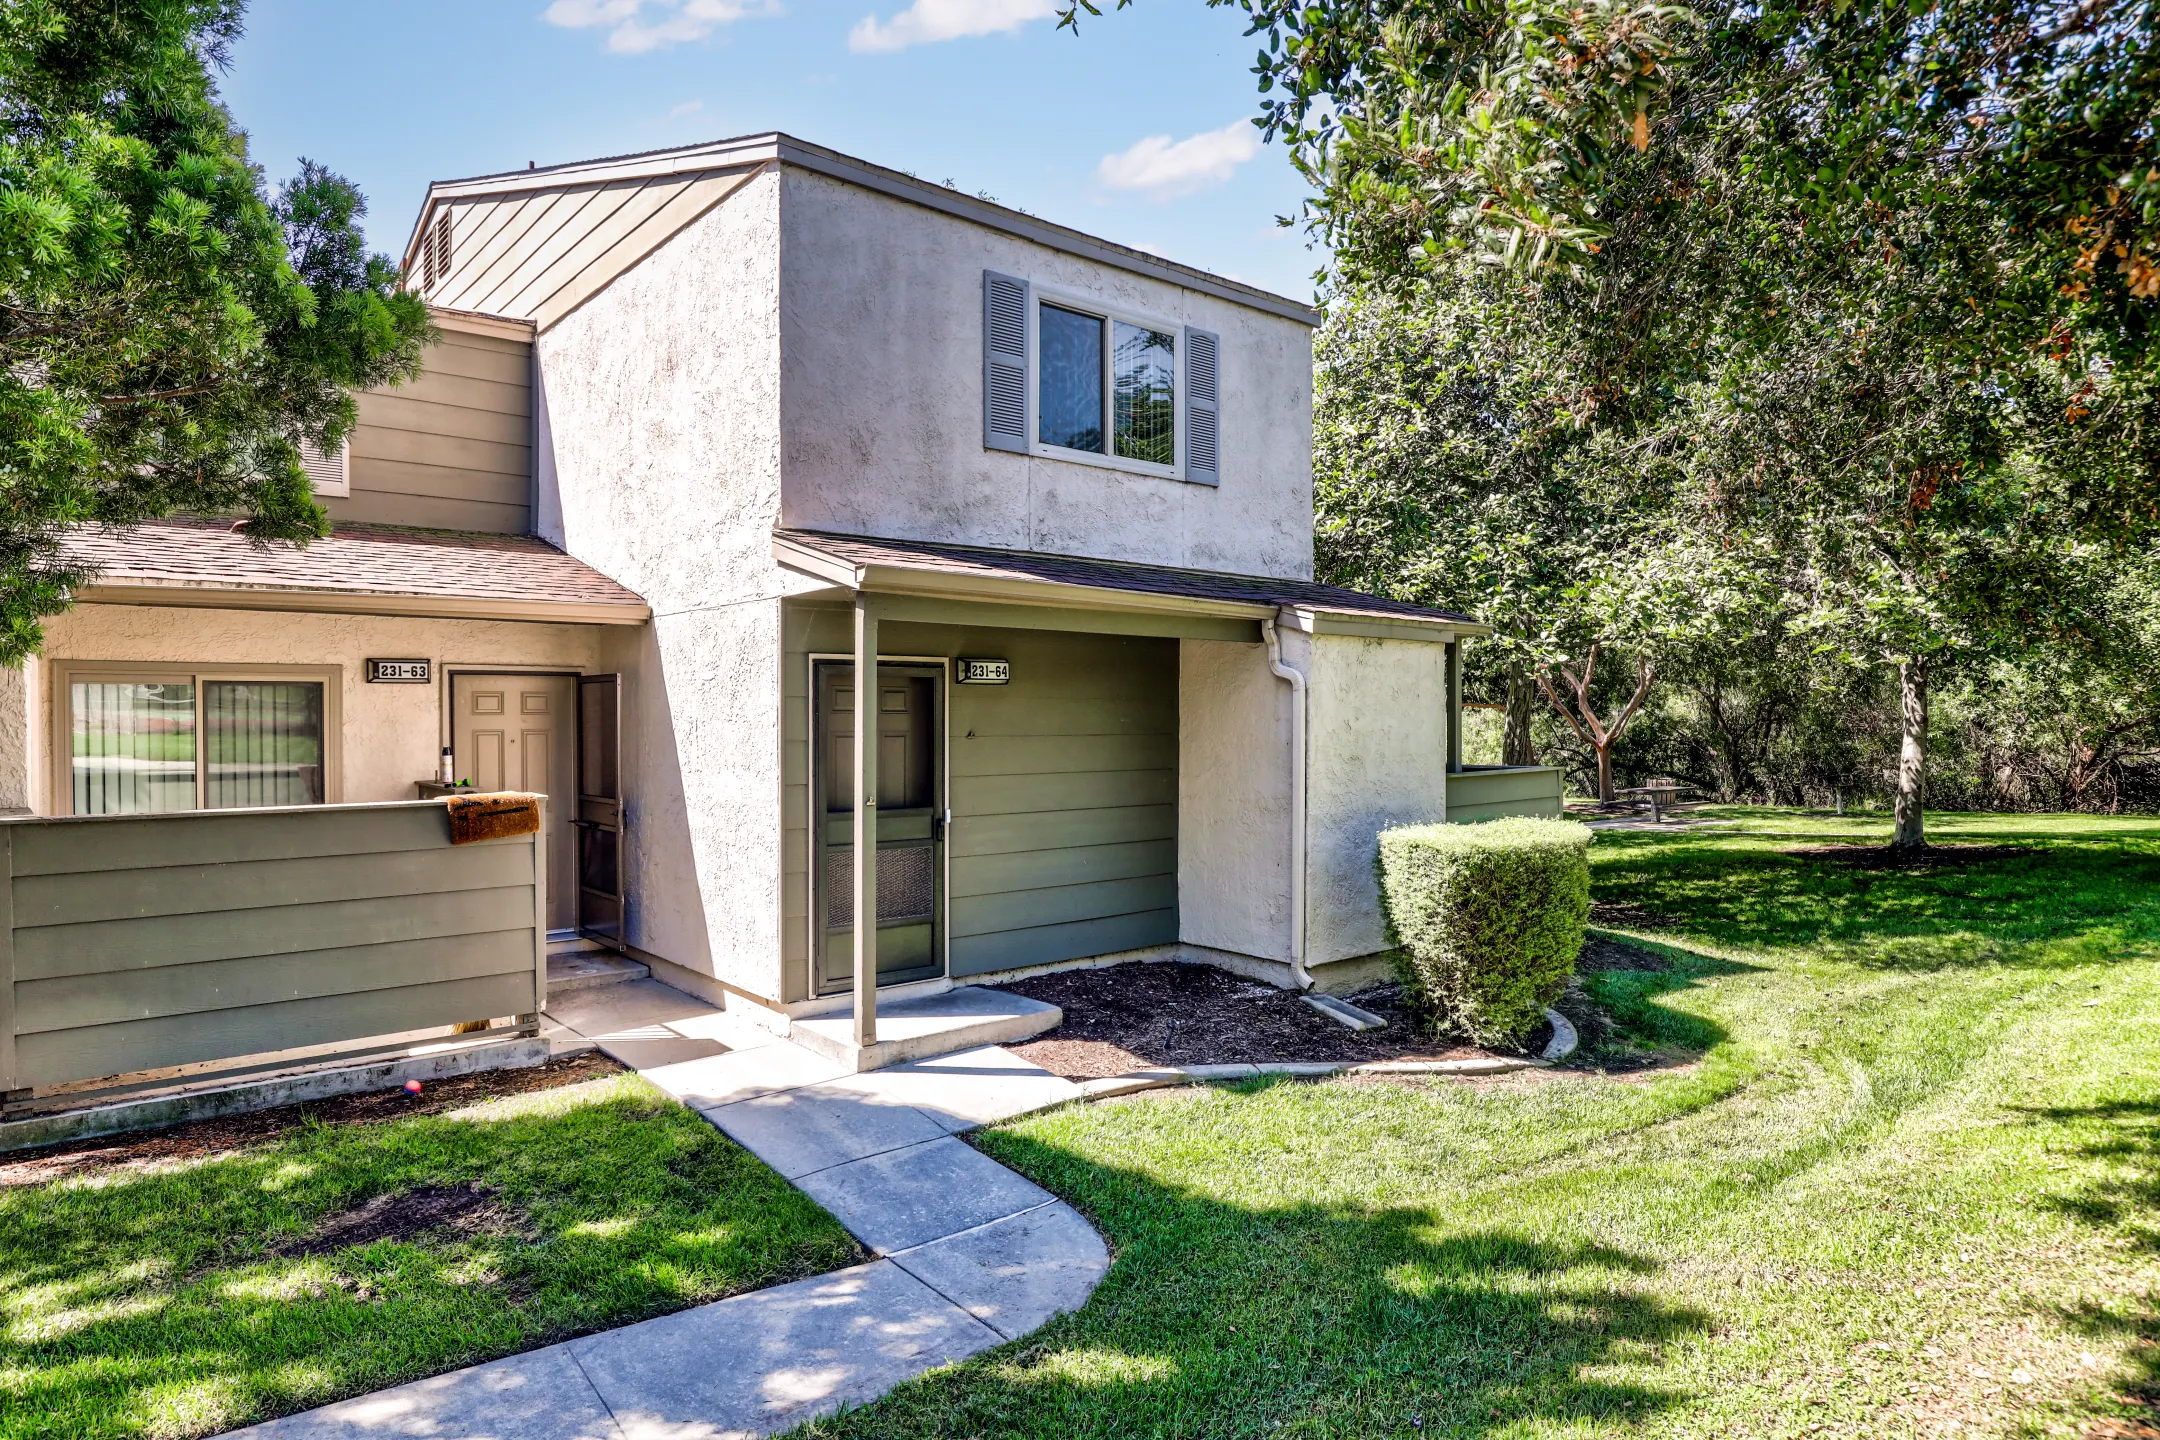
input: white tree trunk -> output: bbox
[1891,658,1928,851]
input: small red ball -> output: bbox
[403,1079,424,1095]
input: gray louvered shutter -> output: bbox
[297,437,348,496]
[983,271,1030,453]
[1184,326,1220,485]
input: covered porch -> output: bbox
[769,529,1559,1068]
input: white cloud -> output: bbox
[1095,122,1261,201]
[848,0,1057,53]
[544,0,780,54]
[669,99,706,117]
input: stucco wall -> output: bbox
[28,604,601,815]
[1303,632,1452,964]
[776,169,1315,580]
[533,170,795,1003]
[1177,636,1296,962]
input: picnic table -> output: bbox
[1614,779,1688,823]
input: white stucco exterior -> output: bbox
[776,169,1315,580]
[1302,632,1453,964]
[1177,636,1297,963]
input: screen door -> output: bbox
[813,661,945,993]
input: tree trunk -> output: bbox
[1503,665,1536,767]
[1595,742,1616,803]
[1891,658,1928,851]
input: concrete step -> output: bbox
[789,986,1061,1073]
[547,949,651,995]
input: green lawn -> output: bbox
[804,810,2160,1439]
[0,1066,859,1439]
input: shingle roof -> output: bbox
[60,519,649,620]
[773,529,1479,628]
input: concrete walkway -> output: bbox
[235,980,1107,1439]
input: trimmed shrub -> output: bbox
[1376,816,1593,1047]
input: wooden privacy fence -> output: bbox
[0,799,545,1103]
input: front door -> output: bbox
[452,672,577,930]
[814,661,944,993]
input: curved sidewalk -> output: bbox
[236,980,1108,1440]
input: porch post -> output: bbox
[852,596,879,1047]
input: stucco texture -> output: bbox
[1303,633,1451,964]
[29,604,601,815]
[534,170,793,1003]
[1177,636,1295,962]
[775,169,1315,581]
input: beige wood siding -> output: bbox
[781,604,1178,997]
[0,802,545,1092]
[324,322,533,534]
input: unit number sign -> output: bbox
[366,659,432,684]
[957,658,1011,685]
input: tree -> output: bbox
[1071,0,2160,846]
[0,0,431,663]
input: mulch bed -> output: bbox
[0,1052,625,1190]
[1783,843,2032,870]
[1579,934,1673,972]
[995,962,1503,1080]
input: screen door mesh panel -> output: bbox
[825,843,936,929]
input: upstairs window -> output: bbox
[983,271,1219,485]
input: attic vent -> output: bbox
[422,213,453,291]
[297,436,349,497]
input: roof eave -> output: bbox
[71,579,651,626]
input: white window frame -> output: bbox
[49,661,345,816]
[1028,284,1187,483]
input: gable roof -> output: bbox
[773,529,1485,637]
[403,133,1320,331]
[60,520,649,625]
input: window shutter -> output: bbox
[983,270,1030,453]
[1184,326,1220,486]
[298,437,349,497]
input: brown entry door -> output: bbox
[815,662,943,993]
[576,674,624,945]
[452,673,577,930]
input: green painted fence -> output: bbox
[0,799,546,1098]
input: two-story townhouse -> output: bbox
[4,134,1562,1063]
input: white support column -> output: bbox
[852,597,879,1047]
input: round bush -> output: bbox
[1376,816,1592,1047]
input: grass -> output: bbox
[0,1067,859,1439]
[800,809,2160,1439]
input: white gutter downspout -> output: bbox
[1262,613,1311,991]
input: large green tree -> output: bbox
[1074,0,2160,846]
[0,0,430,663]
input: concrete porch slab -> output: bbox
[887,1201,1108,1341]
[659,1043,853,1113]
[788,986,1062,1073]
[543,977,760,1070]
[793,1135,1057,1255]
[546,950,650,995]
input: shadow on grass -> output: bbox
[2022,1100,2160,1423]
[1588,827,2160,974]
[1560,932,1749,1073]
[0,1076,857,1440]
[810,1127,1710,1439]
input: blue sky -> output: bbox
[223,0,1326,302]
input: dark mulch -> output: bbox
[277,1183,510,1258]
[1783,843,2032,870]
[0,1052,625,1189]
[995,962,1501,1080]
